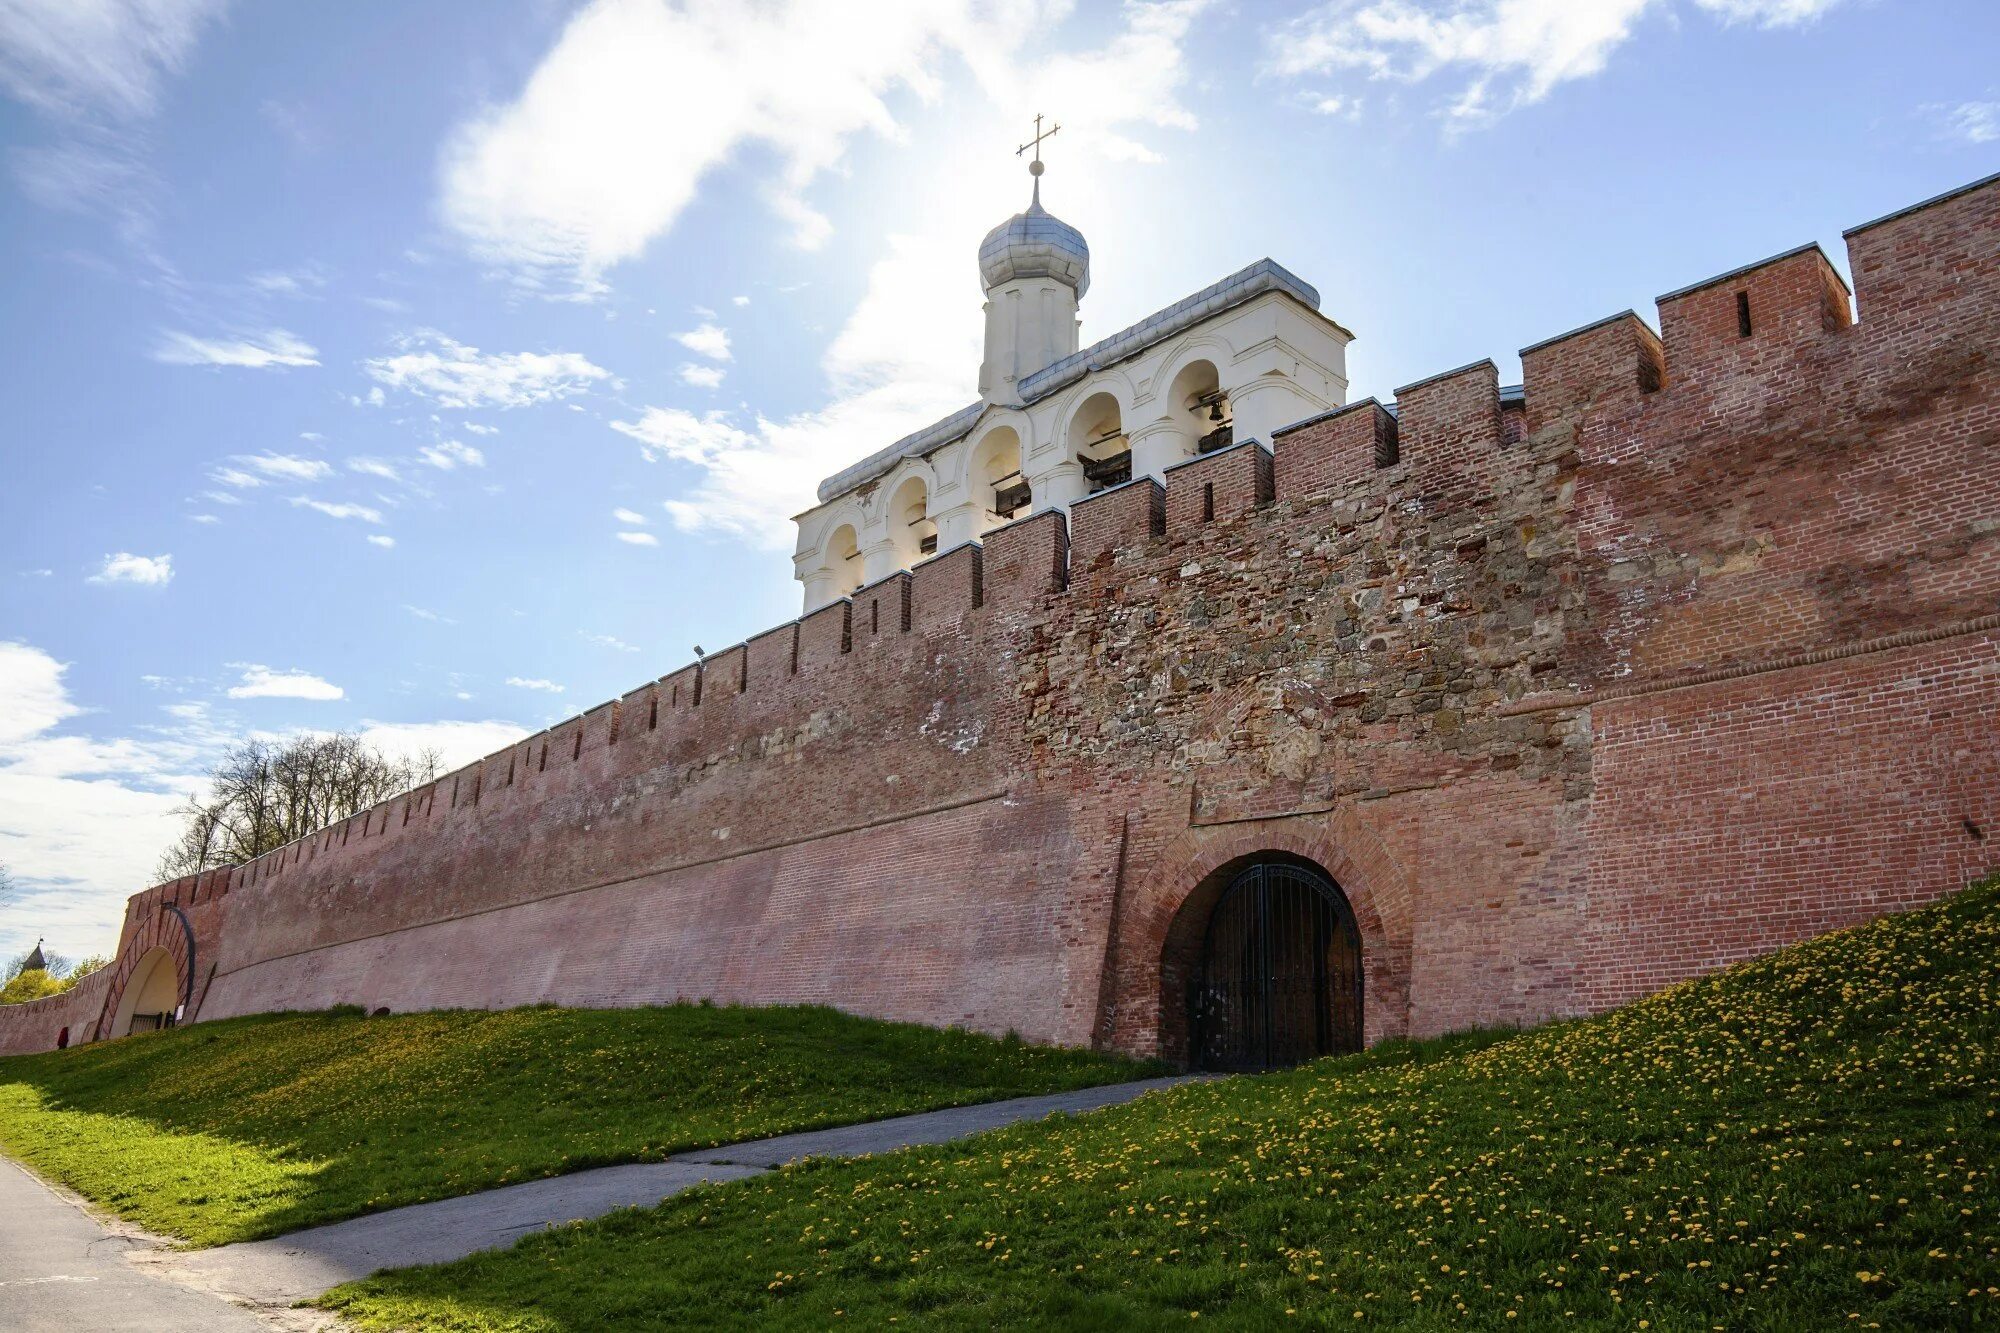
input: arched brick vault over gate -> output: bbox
[1095,808,1415,1063]
[94,904,195,1042]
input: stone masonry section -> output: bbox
[4,173,1995,1061]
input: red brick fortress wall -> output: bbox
[60,171,2000,1061]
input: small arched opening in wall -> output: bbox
[1068,390,1129,494]
[1158,851,1362,1072]
[970,425,1029,527]
[886,473,936,565]
[110,946,183,1038]
[1169,357,1232,455]
[825,522,863,598]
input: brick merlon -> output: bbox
[1393,357,1499,399]
[1656,241,1850,305]
[1842,168,2000,237]
[1518,309,1656,358]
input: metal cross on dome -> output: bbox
[1016,113,1061,199]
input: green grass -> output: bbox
[322,878,2000,1331]
[0,1002,1157,1246]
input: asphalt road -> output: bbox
[0,1157,272,1332]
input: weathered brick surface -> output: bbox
[1164,441,1272,534]
[1068,478,1163,574]
[1273,399,1399,498]
[51,174,2000,1064]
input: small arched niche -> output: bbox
[1171,358,1233,455]
[887,474,935,566]
[825,522,863,598]
[112,946,181,1038]
[1068,392,1130,493]
[971,426,1030,526]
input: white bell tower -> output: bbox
[977,117,1089,407]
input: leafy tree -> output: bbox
[155,732,443,879]
[0,968,63,1005]
[4,946,68,982]
[0,951,110,1004]
[63,954,111,985]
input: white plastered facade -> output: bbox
[793,213,1352,612]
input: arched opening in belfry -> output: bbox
[1159,852,1362,1071]
[1069,392,1130,493]
[887,475,936,565]
[112,947,182,1038]
[826,523,863,598]
[972,427,1030,526]
[1171,359,1233,455]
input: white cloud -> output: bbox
[611,507,648,525]
[290,496,385,524]
[88,551,172,585]
[247,265,328,296]
[210,466,263,489]
[1268,0,1845,129]
[609,227,983,547]
[430,2,1209,542]
[418,439,485,470]
[0,641,80,743]
[506,676,565,693]
[188,512,219,524]
[462,421,499,436]
[363,331,610,409]
[615,530,659,546]
[225,664,344,701]
[403,604,454,623]
[678,362,726,390]
[154,328,320,368]
[1930,100,1999,145]
[1692,0,1842,22]
[674,323,732,360]
[366,534,396,548]
[348,456,402,481]
[0,0,229,121]
[0,642,230,958]
[581,631,639,653]
[233,451,333,482]
[299,430,325,442]
[357,719,531,774]
[435,0,1209,293]
[731,294,750,307]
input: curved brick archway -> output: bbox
[96,913,191,1042]
[1105,809,1414,1062]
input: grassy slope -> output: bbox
[0,1003,1156,1246]
[326,878,2000,1331]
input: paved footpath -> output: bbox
[138,1075,1193,1317]
[0,1156,293,1331]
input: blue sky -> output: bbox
[1,0,1995,962]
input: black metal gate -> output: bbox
[1190,861,1362,1072]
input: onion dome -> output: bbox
[978,185,1090,297]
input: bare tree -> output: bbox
[5,947,69,982]
[0,863,12,912]
[155,732,443,879]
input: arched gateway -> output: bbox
[1187,858,1362,1072]
[110,946,183,1037]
